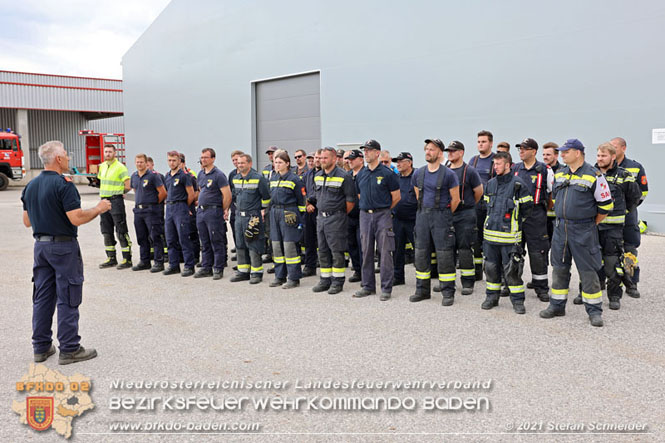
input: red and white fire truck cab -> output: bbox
[0,129,26,191]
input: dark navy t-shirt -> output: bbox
[470,153,495,186]
[21,170,81,237]
[197,166,229,206]
[355,164,400,210]
[131,170,164,205]
[164,169,192,202]
[412,165,459,209]
[450,163,482,208]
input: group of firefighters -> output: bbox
[95,130,648,327]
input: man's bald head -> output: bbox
[611,137,627,148]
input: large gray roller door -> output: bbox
[255,72,320,172]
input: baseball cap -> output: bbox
[306,152,315,158]
[392,152,413,162]
[444,141,465,152]
[515,138,538,150]
[424,138,445,150]
[347,149,364,160]
[336,148,345,157]
[360,139,381,150]
[265,146,278,154]
[558,138,585,152]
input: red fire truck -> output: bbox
[74,130,126,187]
[0,129,26,191]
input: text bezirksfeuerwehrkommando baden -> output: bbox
[110,379,493,391]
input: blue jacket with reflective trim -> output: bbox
[483,174,533,245]
[552,162,613,221]
[596,162,641,229]
[232,169,271,212]
[269,171,306,212]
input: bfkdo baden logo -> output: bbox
[12,364,94,439]
[27,397,54,431]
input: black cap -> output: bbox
[515,138,538,150]
[347,149,364,160]
[336,148,345,157]
[392,152,413,162]
[265,146,278,153]
[424,138,445,150]
[445,140,465,152]
[360,139,381,150]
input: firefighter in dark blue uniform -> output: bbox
[572,142,641,310]
[354,140,401,301]
[470,130,496,280]
[542,142,561,244]
[147,157,169,263]
[512,138,554,302]
[302,150,322,277]
[540,139,614,327]
[445,141,483,295]
[292,149,310,264]
[22,141,108,364]
[312,147,357,294]
[228,150,244,257]
[180,154,200,266]
[480,152,533,313]
[163,151,196,276]
[262,146,277,266]
[195,148,232,280]
[410,139,460,306]
[130,153,167,272]
[346,149,365,283]
[391,152,417,286]
[612,137,648,298]
[230,153,271,284]
[268,150,307,288]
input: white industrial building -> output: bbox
[0,70,124,174]
[121,0,665,230]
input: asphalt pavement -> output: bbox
[2,185,663,442]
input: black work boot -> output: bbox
[59,346,97,365]
[99,255,117,269]
[34,345,56,363]
[625,286,640,298]
[481,295,499,310]
[539,304,566,318]
[194,268,213,278]
[441,295,454,306]
[230,272,250,282]
[536,291,550,302]
[269,278,286,287]
[312,279,331,293]
[512,300,526,314]
[348,271,361,283]
[353,288,375,298]
[573,294,583,305]
[589,315,604,327]
[608,297,621,310]
[132,261,151,271]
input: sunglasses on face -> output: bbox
[295,154,304,159]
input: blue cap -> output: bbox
[558,138,585,152]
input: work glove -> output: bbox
[244,215,261,240]
[622,252,638,277]
[284,210,298,227]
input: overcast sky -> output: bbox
[0,0,171,79]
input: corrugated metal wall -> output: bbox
[27,110,88,169]
[1,71,121,89]
[0,71,123,113]
[0,84,123,113]
[25,111,124,169]
[0,108,16,130]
